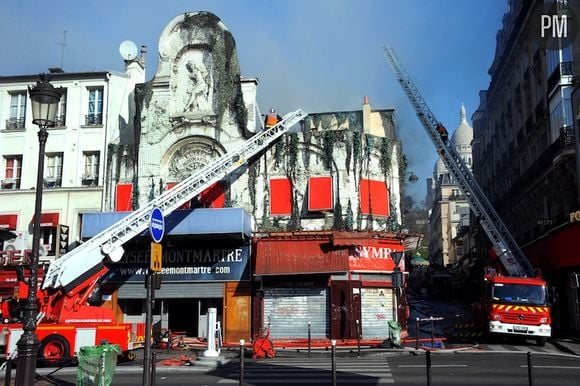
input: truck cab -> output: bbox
[480,272,551,346]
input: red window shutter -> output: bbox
[359,179,389,217]
[270,178,292,215]
[199,182,225,208]
[166,182,191,210]
[308,176,333,211]
[115,183,133,212]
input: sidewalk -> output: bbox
[549,337,580,356]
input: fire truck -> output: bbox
[0,109,307,364]
[383,47,551,345]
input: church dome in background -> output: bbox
[434,157,446,177]
[452,103,473,145]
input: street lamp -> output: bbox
[15,74,61,386]
[405,172,419,184]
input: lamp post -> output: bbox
[390,250,404,323]
[405,172,419,184]
[15,74,61,386]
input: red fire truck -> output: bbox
[0,250,143,365]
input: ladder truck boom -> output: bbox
[383,46,533,278]
[42,109,308,292]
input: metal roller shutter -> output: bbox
[361,287,394,339]
[263,287,329,339]
[117,282,224,299]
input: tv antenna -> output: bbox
[59,30,67,69]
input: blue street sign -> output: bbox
[149,207,165,243]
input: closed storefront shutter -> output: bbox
[117,282,224,299]
[263,287,329,339]
[360,287,394,339]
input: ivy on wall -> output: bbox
[253,109,402,233]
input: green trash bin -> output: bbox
[387,320,402,347]
[76,344,121,386]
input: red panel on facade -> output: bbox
[524,222,580,271]
[30,213,59,227]
[0,214,17,230]
[359,179,389,217]
[269,178,292,216]
[115,183,133,212]
[199,182,226,208]
[254,237,349,275]
[308,176,333,211]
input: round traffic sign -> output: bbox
[149,207,165,243]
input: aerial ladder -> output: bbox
[383,47,533,278]
[42,109,307,293]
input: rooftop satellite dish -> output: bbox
[119,40,138,61]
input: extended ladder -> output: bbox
[383,47,533,277]
[43,109,308,291]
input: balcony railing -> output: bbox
[548,62,574,91]
[85,113,103,125]
[560,125,575,147]
[0,179,20,190]
[82,175,99,186]
[5,117,25,130]
[43,177,62,188]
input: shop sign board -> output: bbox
[103,244,250,282]
[348,244,405,272]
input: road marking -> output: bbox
[398,364,468,368]
[519,365,580,370]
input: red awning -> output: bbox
[0,214,17,230]
[31,213,59,227]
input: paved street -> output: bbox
[21,351,580,385]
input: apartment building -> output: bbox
[472,0,580,332]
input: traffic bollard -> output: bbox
[308,321,311,358]
[426,349,432,386]
[3,359,12,386]
[331,339,337,386]
[430,316,435,348]
[415,317,420,350]
[527,352,534,386]
[240,339,245,386]
[151,351,156,386]
[356,320,361,358]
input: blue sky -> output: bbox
[0,0,507,205]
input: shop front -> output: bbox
[253,231,407,342]
[82,208,253,343]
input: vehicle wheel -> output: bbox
[125,351,137,361]
[38,334,70,367]
[536,337,547,347]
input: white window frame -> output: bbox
[87,88,104,125]
[82,151,100,185]
[9,92,27,120]
[45,153,64,180]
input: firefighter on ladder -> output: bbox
[436,123,449,144]
[264,108,282,130]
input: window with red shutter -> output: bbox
[359,179,389,217]
[308,176,333,211]
[115,183,133,212]
[269,178,292,215]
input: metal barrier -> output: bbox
[415,316,445,349]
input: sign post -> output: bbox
[144,208,164,386]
